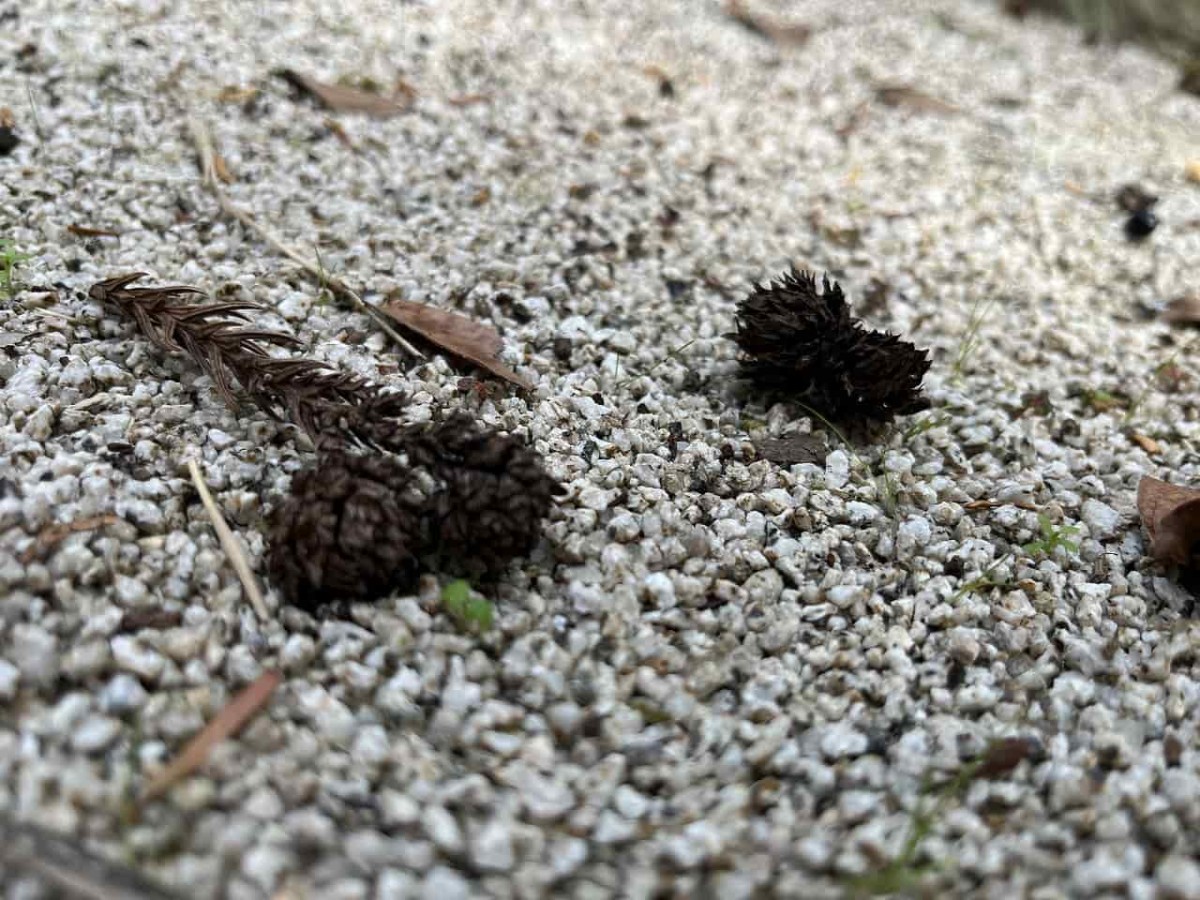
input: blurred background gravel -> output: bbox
[1,1,1199,898]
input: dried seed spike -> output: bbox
[92,272,391,439]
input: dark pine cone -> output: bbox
[732,267,930,424]
[401,415,566,573]
[266,451,425,609]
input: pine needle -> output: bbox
[141,668,282,802]
[186,116,422,358]
[0,811,180,900]
[187,458,270,622]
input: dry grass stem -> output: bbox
[142,668,282,802]
[187,458,270,621]
[187,117,421,358]
[20,514,121,564]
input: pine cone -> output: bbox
[266,451,425,609]
[732,267,930,423]
[400,416,565,572]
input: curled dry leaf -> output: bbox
[21,514,122,564]
[1162,294,1200,326]
[1137,476,1200,566]
[67,224,121,238]
[1129,433,1162,455]
[142,669,282,803]
[972,737,1039,780]
[753,433,827,466]
[276,69,413,117]
[382,296,531,389]
[875,84,960,116]
[722,0,811,45]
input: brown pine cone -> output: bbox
[400,415,565,572]
[266,450,425,609]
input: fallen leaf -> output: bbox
[142,669,282,802]
[0,107,20,157]
[212,152,235,184]
[972,737,1039,780]
[1162,294,1200,326]
[120,608,185,632]
[1116,183,1157,214]
[963,499,1003,511]
[1130,433,1162,454]
[723,0,811,44]
[1137,476,1200,566]
[217,85,258,104]
[447,93,490,107]
[67,224,121,238]
[1187,161,1200,184]
[1180,60,1200,97]
[323,117,354,149]
[21,514,121,564]
[875,84,960,116]
[753,433,826,466]
[382,297,531,389]
[276,70,413,117]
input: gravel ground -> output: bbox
[2,1,1200,898]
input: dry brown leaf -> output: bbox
[973,737,1039,780]
[67,224,120,238]
[1130,433,1162,455]
[382,297,531,389]
[323,117,355,149]
[277,70,413,117]
[217,85,258,104]
[447,93,491,107]
[212,152,235,184]
[723,0,811,44]
[142,669,282,802]
[1162,294,1200,326]
[21,514,121,564]
[963,499,1002,511]
[753,433,826,466]
[0,107,14,128]
[876,84,960,116]
[120,608,184,632]
[1187,161,1200,184]
[1138,476,1200,566]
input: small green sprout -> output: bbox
[950,554,1013,603]
[440,579,494,633]
[0,239,31,298]
[846,738,1035,897]
[951,294,997,381]
[1022,514,1080,559]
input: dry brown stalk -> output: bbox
[186,116,422,358]
[89,272,398,439]
[187,458,270,621]
[142,669,282,802]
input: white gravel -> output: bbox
[2,0,1200,897]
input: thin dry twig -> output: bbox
[0,811,180,900]
[187,458,270,621]
[187,117,421,358]
[20,514,122,564]
[142,668,282,802]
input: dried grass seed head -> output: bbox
[90,272,386,439]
